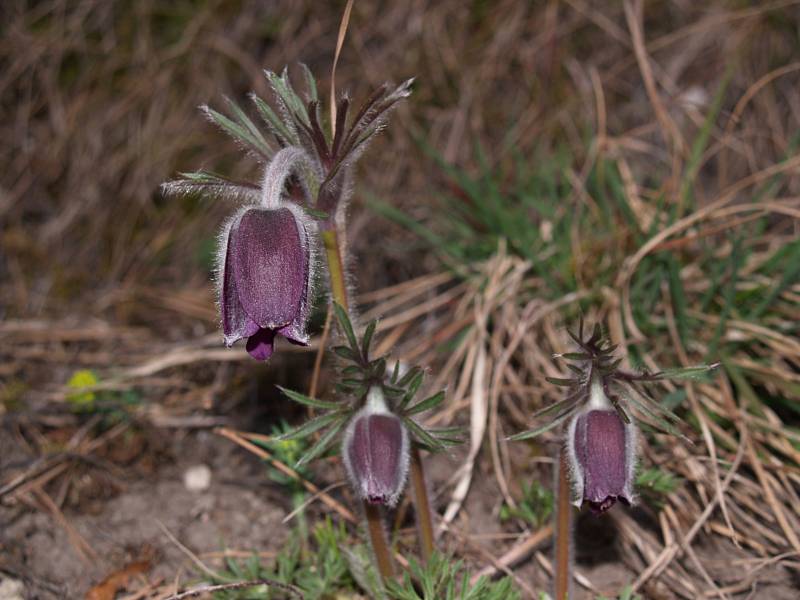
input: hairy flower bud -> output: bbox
[343,387,409,506]
[218,204,312,360]
[566,380,637,514]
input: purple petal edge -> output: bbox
[245,328,276,361]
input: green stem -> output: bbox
[554,451,572,600]
[321,228,348,311]
[410,445,435,562]
[320,225,394,580]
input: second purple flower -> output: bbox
[343,387,410,507]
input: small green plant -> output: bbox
[65,368,141,418]
[252,421,314,547]
[211,518,355,600]
[635,467,681,509]
[499,480,554,529]
[385,552,520,600]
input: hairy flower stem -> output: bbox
[321,228,348,310]
[365,502,395,577]
[320,225,394,580]
[410,445,435,562]
[554,451,572,600]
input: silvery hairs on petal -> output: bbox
[216,206,252,345]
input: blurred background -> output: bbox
[1,1,799,598]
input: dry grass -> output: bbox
[2,1,800,598]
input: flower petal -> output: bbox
[221,217,255,343]
[245,328,276,361]
[345,413,408,506]
[278,321,309,346]
[231,207,308,329]
[575,410,628,513]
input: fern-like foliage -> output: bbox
[278,303,460,468]
[385,552,521,600]
[510,320,718,442]
[162,66,412,218]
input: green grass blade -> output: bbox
[748,239,800,319]
[706,236,744,360]
[679,63,733,208]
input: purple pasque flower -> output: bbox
[566,379,637,514]
[343,387,410,506]
[218,148,317,361]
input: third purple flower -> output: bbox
[566,380,637,514]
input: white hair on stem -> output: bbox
[260,146,321,209]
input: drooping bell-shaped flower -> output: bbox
[343,387,409,506]
[566,379,637,514]
[218,148,316,361]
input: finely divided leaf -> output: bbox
[361,320,377,360]
[278,411,343,441]
[332,302,359,353]
[402,417,444,451]
[405,391,446,416]
[251,93,296,146]
[296,417,348,467]
[201,104,271,160]
[654,364,719,381]
[507,408,576,442]
[278,386,342,410]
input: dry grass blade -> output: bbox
[440,338,488,530]
[469,526,553,584]
[330,0,355,139]
[632,422,747,592]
